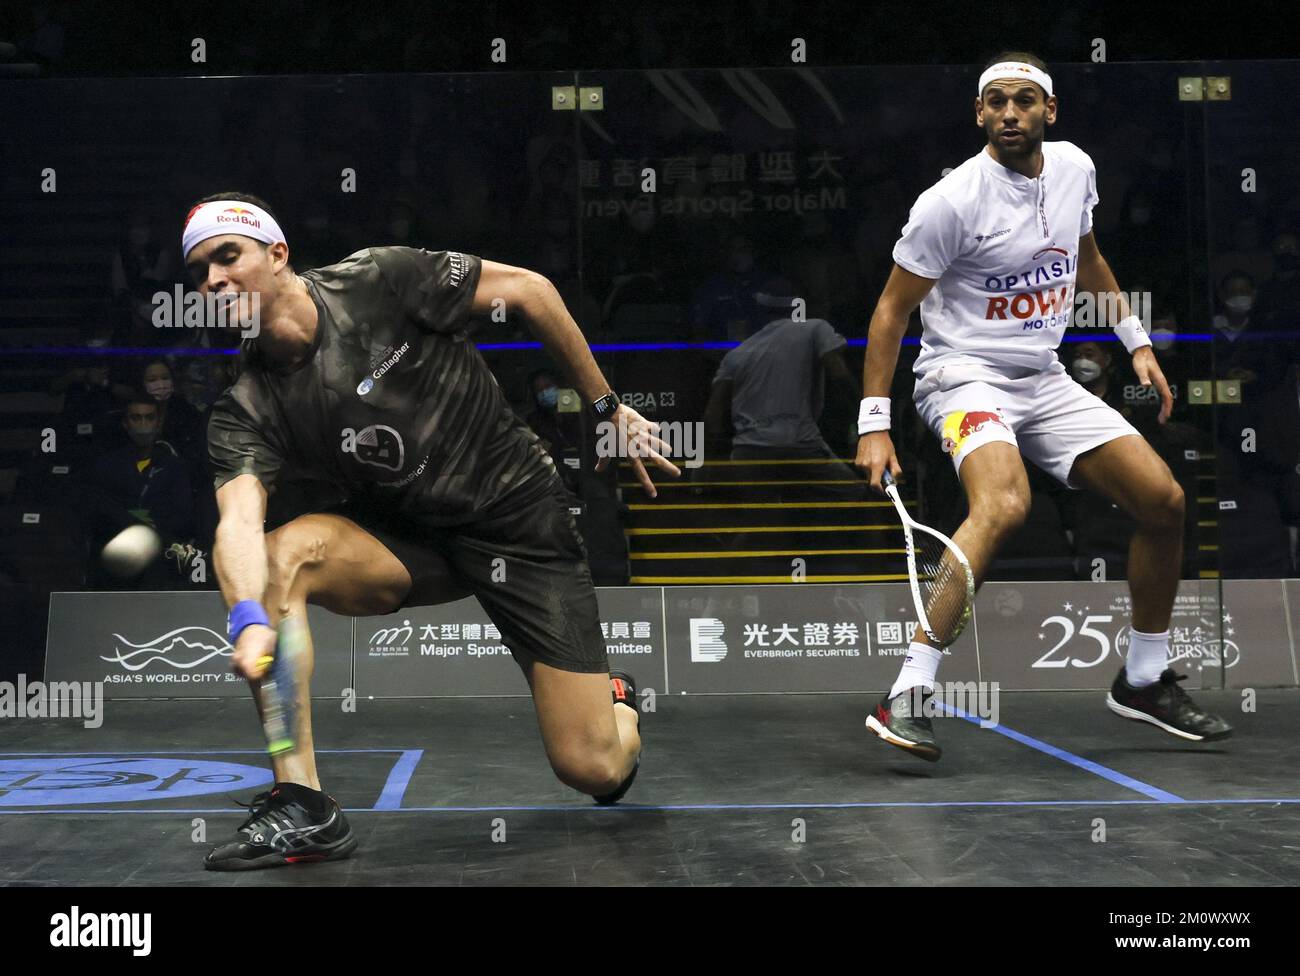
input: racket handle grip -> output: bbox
[259,616,304,757]
[882,469,895,488]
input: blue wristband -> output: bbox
[227,600,270,643]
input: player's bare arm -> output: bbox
[472,259,681,495]
[213,473,275,680]
[1076,231,1173,422]
[854,265,937,491]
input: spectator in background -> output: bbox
[519,368,625,581]
[1212,270,1287,394]
[141,359,204,468]
[1234,353,1300,575]
[1069,340,1162,432]
[703,279,866,555]
[1256,229,1300,347]
[1212,270,1257,344]
[523,368,580,492]
[1113,143,1189,289]
[688,232,769,341]
[52,359,115,422]
[111,209,178,346]
[1217,348,1300,578]
[705,277,861,469]
[82,389,195,588]
[1061,338,1200,577]
[524,368,569,455]
[49,323,135,449]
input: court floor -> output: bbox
[1,691,1296,885]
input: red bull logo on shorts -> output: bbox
[940,409,1008,457]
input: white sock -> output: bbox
[889,642,943,699]
[1125,628,1169,688]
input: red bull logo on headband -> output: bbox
[215,207,262,230]
[181,199,285,259]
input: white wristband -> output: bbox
[858,397,891,434]
[1113,314,1152,354]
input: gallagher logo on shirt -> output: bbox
[983,246,1076,330]
[357,342,411,395]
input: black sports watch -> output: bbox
[589,390,620,420]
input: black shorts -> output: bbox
[326,477,608,675]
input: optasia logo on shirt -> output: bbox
[983,246,1076,330]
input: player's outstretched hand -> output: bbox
[232,623,276,681]
[855,430,903,495]
[1132,346,1173,424]
[593,403,681,498]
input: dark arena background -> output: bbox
[0,0,1297,930]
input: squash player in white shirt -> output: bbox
[855,51,1232,761]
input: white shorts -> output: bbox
[913,359,1140,488]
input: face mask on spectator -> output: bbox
[536,386,559,410]
[1223,295,1253,315]
[127,420,158,446]
[1071,358,1102,384]
[145,379,173,401]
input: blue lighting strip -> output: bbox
[1,332,1234,358]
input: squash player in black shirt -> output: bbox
[183,193,678,870]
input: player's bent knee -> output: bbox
[1144,479,1185,530]
[971,488,1030,536]
[266,519,331,594]
[550,749,625,796]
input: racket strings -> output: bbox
[914,533,970,645]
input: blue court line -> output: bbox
[372,750,423,811]
[1,798,1298,815]
[0,727,1188,805]
[937,702,1185,803]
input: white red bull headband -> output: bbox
[978,61,1054,98]
[182,200,287,259]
